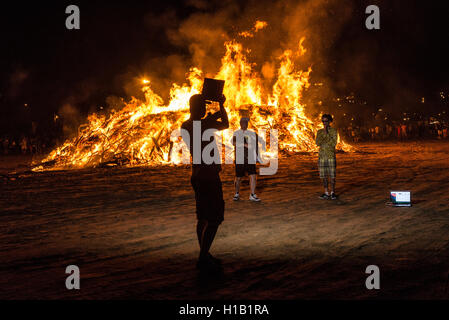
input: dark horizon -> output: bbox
[1,0,449,139]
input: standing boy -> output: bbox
[232,117,262,202]
[181,93,228,271]
[316,114,338,200]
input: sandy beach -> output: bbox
[1,140,449,299]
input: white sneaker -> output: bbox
[249,194,261,202]
[233,193,240,201]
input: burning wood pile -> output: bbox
[32,21,352,172]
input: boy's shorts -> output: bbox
[235,163,257,177]
[318,157,336,179]
[191,176,224,226]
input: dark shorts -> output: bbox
[235,163,257,177]
[190,177,224,226]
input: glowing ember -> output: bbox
[239,20,268,38]
[33,22,352,171]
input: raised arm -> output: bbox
[216,95,229,130]
[315,129,325,146]
[205,95,229,130]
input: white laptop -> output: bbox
[390,191,411,207]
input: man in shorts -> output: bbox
[181,93,228,271]
[232,117,261,202]
[315,114,338,200]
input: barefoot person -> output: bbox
[232,117,262,202]
[316,114,338,200]
[181,93,229,271]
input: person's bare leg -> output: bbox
[199,221,219,261]
[249,174,256,194]
[196,220,207,247]
[234,177,242,194]
[330,178,336,194]
[322,177,329,194]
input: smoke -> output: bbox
[8,68,29,99]
[57,0,367,125]
[138,0,355,115]
[53,0,357,120]
[58,103,82,139]
[58,79,101,139]
[136,0,447,119]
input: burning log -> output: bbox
[149,128,165,158]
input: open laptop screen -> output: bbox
[390,191,411,206]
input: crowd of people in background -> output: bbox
[340,118,449,142]
[0,135,57,155]
[1,115,448,156]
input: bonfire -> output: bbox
[33,21,352,172]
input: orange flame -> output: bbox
[34,23,352,171]
[239,20,268,38]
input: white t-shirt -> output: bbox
[232,129,262,164]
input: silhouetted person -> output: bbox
[231,117,263,201]
[181,93,229,272]
[20,136,28,154]
[316,114,338,200]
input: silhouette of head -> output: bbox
[322,114,333,125]
[189,94,207,120]
[240,117,249,130]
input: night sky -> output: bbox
[1,0,449,138]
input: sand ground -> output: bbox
[1,141,449,299]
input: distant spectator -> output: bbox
[20,136,28,154]
[375,126,381,140]
[10,140,17,153]
[386,124,393,138]
[2,137,9,154]
[401,124,407,140]
[437,126,443,139]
